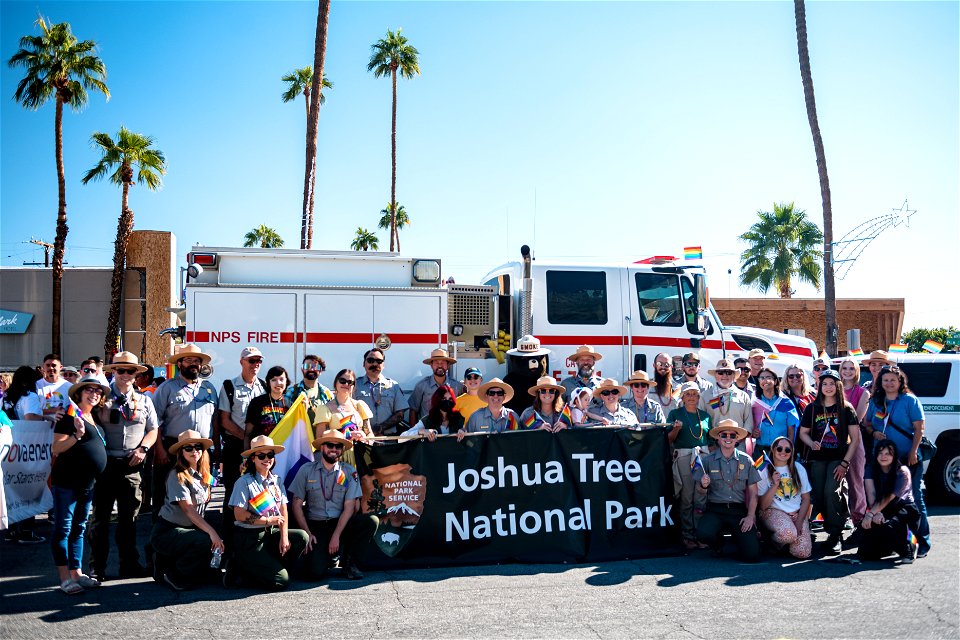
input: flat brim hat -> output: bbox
[624,370,652,386]
[528,375,565,396]
[312,428,354,452]
[677,381,702,397]
[592,378,628,399]
[708,418,749,441]
[167,343,212,366]
[68,376,112,404]
[242,434,285,458]
[863,350,893,365]
[169,429,214,454]
[708,359,737,377]
[567,345,603,363]
[478,377,515,403]
[103,351,149,374]
[506,334,551,357]
[422,348,456,365]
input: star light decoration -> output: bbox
[831,199,916,279]
[891,199,916,228]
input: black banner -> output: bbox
[354,427,679,567]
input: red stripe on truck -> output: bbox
[773,343,813,356]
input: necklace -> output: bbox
[654,387,673,410]
[267,395,286,425]
[717,453,742,491]
[680,409,706,440]
[321,463,340,501]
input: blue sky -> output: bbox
[2,1,957,332]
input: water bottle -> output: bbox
[210,547,222,569]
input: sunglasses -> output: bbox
[82,367,96,374]
[323,443,345,450]
[253,451,276,460]
[180,445,204,453]
[774,445,793,454]
[787,373,803,380]
[246,358,264,365]
[683,362,699,367]
[83,387,103,395]
[302,362,322,371]
[600,390,619,397]
[337,378,356,386]
[465,374,482,381]
[629,383,650,389]
[715,371,734,376]
[736,366,750,372]
[717,432,739,439]
[539,389,557,394]
[813,366,828,372]
[365,357,384,365]
[486,389,506,397]
[114,367,138,375]
[654,361,671,367]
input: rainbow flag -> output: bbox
[812,512,824,523]
[165,363,177,379]
[848,348,863,356]
[336,469,347,486]
[339,414,359,435]
[558,405,574,428]
[922,340,944,354]
[761,411,773,425]
[888,343,908,354]
[874,410,887,421]
[203,473,216,488]
[683,246,702,260]
[690,454,703,473]
[753,454,770,471]
[249,487,277,515]
[65,403,83,419]
[907,529,918,547]
[522,412,539,429]
[506,412,520,431]
[708,395,722,410]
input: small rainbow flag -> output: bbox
[690,455,703,473]
[874,410,887,421]
[848,348,863,357]
[522,413,539,429]
[165,363,177,379]
[506,412,520,431]
[683,246,703,260]
[708,395,722,410]
[813,512,824,523]
[753,454,770,471]
[922,340,944,354]
[65,403,83,419]
[203,473,216,488]
[761,411,773,425]
[336,469,347,486]
[249,488,277,515]
[907,529,918,547]
[888,343,908,354]
[339,414,359,434]
[558,405,574,428]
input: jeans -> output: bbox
[51,485,95,570]
[909,462,931,553]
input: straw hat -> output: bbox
[863,350,894,365]
[567,345,603,363]
[169,429,214,454]
[708,418,749,442]
[707,358,737,377]
[68,375,112,404]
[506,335,551,357]
[166,343,212,365]
[422,348,456,365]
[478,377,514,403]
[591,378,628,399]
[527,375,565,396]
[103,351,148,374]
[677,381,702,397]
[241,434,285,458]
[624,370,652,386]
[312,428,353,451]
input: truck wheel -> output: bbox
[926,439,960,505]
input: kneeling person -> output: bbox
[289,430,378,580]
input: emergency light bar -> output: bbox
[188,252,218,267]
[635,256,676,265]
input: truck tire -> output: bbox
[925,439,960,505]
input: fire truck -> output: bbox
[172,245,817,390]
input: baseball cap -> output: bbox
[682,352,700,364]
[62,365,78,373]
[748,348,766,359]
[240,347,263,360]
[464,367,482,378]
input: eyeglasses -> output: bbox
[82,367,96,374]
[246,358,263,365]
[365,357,384,365]
[83,387,103,395]
[787,374,803,380]
[539,389,557,394]
[323,443,345,450]
[717,432,738,439]
[253,451,276,460]
[114,367,138,375]
[486,389,506,397]
[337,378,356,386]
[774,445,793,454]
[180,445,204,453]
[629,383,650,389]
[181,358,202,365]
[600,390,619,397]
[465,374,482,381]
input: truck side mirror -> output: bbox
[696,311,710,333]
[693,274,708,312]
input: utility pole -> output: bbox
[29,238,55,268]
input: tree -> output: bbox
[739,202,823,298]
[350,228,379,252]
[282,66,332,251]
[794,0,838,356]
[81,127,165,359]
[377,202,411,253]
[901,326,958,353]
[367,29,420,252]
[301,0,332,250]
[8,16,109,354]
[243,225,285,248]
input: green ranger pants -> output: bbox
[231,525,309,590]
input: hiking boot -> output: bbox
[825,534,842,555]
[900,540,918,564]
[162,571,186,591]
[343,560,364,580]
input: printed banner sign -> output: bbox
[355,427,678,567]
[1,420,54,524]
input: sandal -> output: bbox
[59,579,84,595]
[75,574,102,588]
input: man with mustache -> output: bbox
[409,349,463,426]
[355,348,407,436]
[150,344,219,520]
[285,354,333,426]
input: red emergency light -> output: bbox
[188,252,218,267]
[634,256,676,264]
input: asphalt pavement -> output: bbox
[1,505,957,639]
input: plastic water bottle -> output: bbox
[210,547,222,569]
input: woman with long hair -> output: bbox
[150,430,222,590]
[521,376,570,431]
[757,435,812,558]
[839,357,868,525]
[797,370,860,554]
[1,366,43,421]
[403,384,464,440]
[858,440,921,563]
[751,368,800,457]
[322,369,372,466]
[862,365,929,557]
[782,364,817,461]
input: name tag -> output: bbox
[307,479,317,483]
[709,469,721,474]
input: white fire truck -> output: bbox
[172,245,816,391]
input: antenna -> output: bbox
[831,200,915,280]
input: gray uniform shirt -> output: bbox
[152,377,219,439]
[99,385,159,456]
[593,404,640,427]
[560,375,603,404]
[219,375,265,432]
[693,448,761,504]
[158,468,209,527]
[229,472,287,528]
[619,396,665,425]
[464,406,520,433]
[409,375,464,419]
[356,375,407,430]
[289,459,361,521]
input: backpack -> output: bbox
[222,377,267,411]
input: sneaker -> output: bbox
[162,572,186,591]
[900,541,918,564]
[825,534,842,555]
[916,549,929,559]
[15,531,46,545]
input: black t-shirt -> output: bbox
[244,394,288,440]
[800,402,858,462]
[52,414,107,490]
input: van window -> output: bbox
[634,273,683,326]
[546,270,607,325]
[897,362,952,398]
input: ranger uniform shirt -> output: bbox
[159,468,209,527]
[464,406,521,434]
[593,404,640,427]
[152,377,219,439]
[693,448,761,504]
[229,471,287,528]
[289,459,361,520]
[619,397,665,425]
[219,375,265,432]
[98,385,158,456]
[355,375,407,431]
[409,375,464,419]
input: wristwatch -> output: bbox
[138,445,149,453]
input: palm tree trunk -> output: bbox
[51,97,67,356]
[105,180,133,359]
[302,0,330,250]
[390,68,398,253]
[305,92,316,250]
[795,0,837,356]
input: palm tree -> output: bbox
[367,29,420,252]
[377,203,411,252]
[8,17,109,354]
[81,127,165,358]
[301,0,332,250]
[243,225,285,248]
[794,0,838,355]
[739,202,823,298]
[350,228,379,252]
[282,66,332,250]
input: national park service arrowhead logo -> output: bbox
[361,463,426,557]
